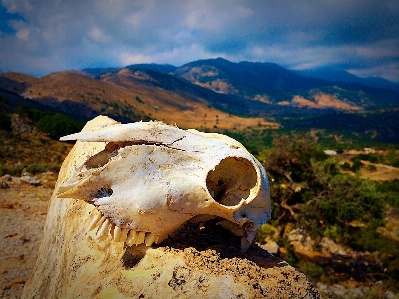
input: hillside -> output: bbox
[1,58,399,141]
[0,71,277,130]
[81,58,399,114]
[173,58,399,110]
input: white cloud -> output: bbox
[0,0,397,81]
[88,27,110,43]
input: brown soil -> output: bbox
[0,179,53,299]
[359,160,399,181]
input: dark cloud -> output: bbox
[0,0,398,81]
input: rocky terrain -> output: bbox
[0,173,398,299]
[0,173,56,299]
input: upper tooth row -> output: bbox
[88,209,159,246]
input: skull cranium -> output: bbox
[58,118,271,251]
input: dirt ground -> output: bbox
[0,177,53,299]
[359,160,399,181]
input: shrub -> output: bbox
[297,260,325,279]
[257,223,277,244]
[25,164,46,174]
[340,162,351,170]
[36,114,83,139]
[350,158,363,172]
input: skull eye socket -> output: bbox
[206,157,258,206]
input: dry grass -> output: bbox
[359,160,399,181]
[0,71,279,131]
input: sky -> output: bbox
[0,0,398,82]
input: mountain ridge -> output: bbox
[0,69,277,131]
[82,58,398,112]
[1,58,398,133]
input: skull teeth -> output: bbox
[88,210,103,231]
[126,230,138,246]
[113,225,122,242]
[144,232,157,246]
[88,209,159,246]
[96,218,111,240]
[119,228,129,243]
[126,230,146,246]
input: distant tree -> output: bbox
[36,114,83,139]
[264,134,385,241]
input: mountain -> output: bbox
[0,70,277,130]
[1,58,399,135]
[125,63,177,74]
[295,68,399,92]
[83,63,177,79]
[172,58,399,110]
[174,58,325,96]
[80,58,399,114]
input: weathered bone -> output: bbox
[57,119,271,251]
[22,116,322,299]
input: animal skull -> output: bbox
[58,120,271,251]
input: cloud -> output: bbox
[0,0,398,81]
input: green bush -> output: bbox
[256,223,277,244]
[276,236,298,265]
[14,105,84,139]
[36,113,83,139]
[265,134,386,243]
[297,260,325,279]
[350,158,364,172]
[0,164,25,176]
[340,162,351,170]
[377,180,399,207]
[25,164,46,174]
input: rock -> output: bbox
[19,175,41,186]
[0,174,12,188]
[22,116,323,299]
[330,284,347,296]
[261,241,279,254]
[352,287,364,297]
[320,237,348,256]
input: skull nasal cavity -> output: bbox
[94,186,113,199]
[206,157,257,206]
[85,142,136,169]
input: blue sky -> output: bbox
[0,0,398,82]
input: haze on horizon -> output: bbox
[0,0,398,82]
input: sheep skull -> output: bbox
[58,119,271,252]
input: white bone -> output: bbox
[94,215,107,233]
[120,228,129,243]
[113,225,122,242]
[59,120,271,251]
[126,230,138,246]
[88,210,102,231]
[136,232,146,245]
[96,218,111,240]
[144,232,157,246]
